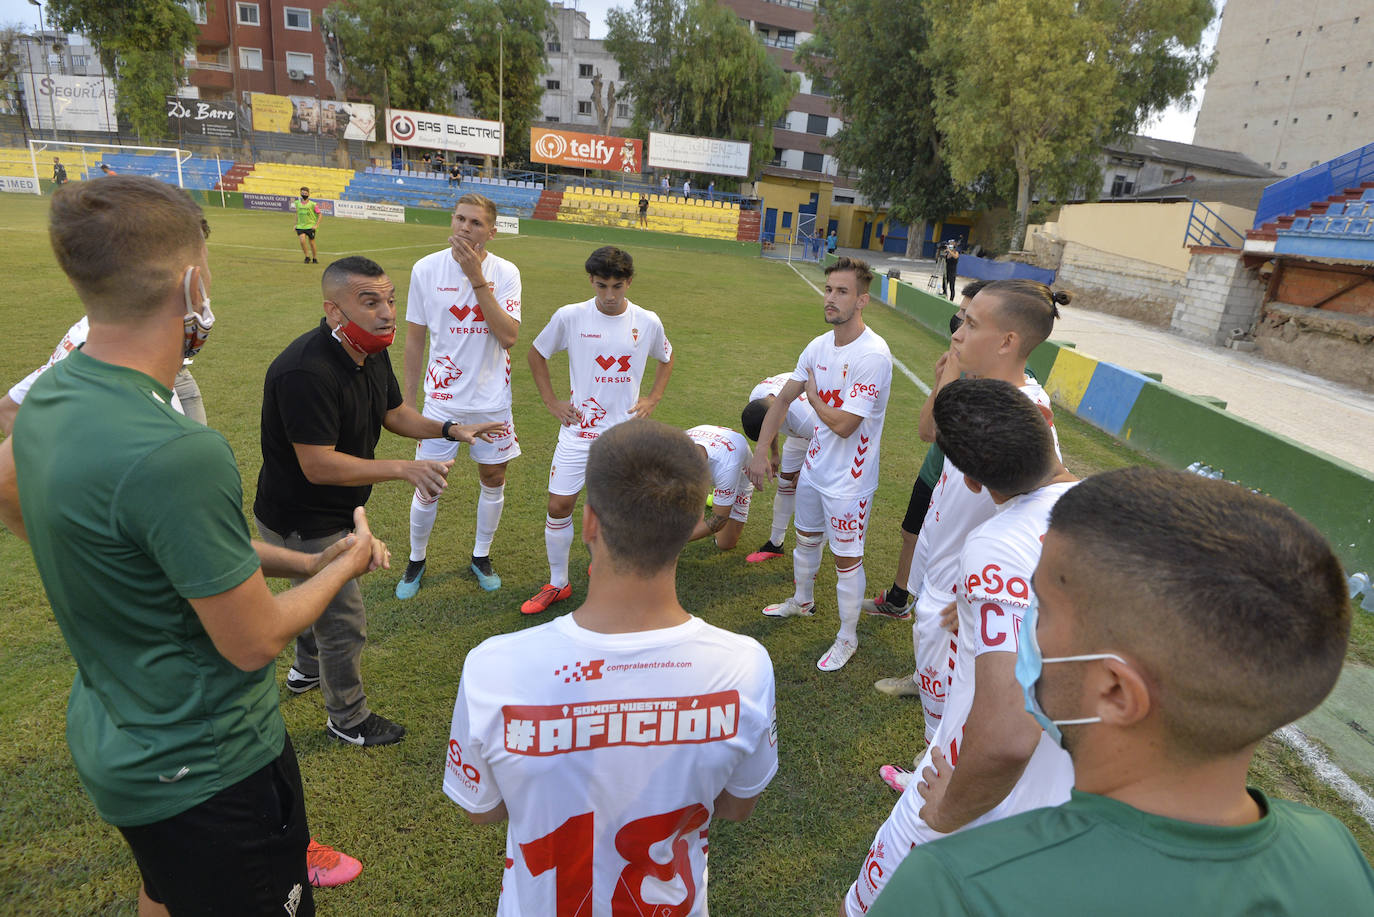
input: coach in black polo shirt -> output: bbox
[255,256,498,747]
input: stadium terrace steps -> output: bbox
[0,149,234,190]
[532,190,563,221]
[238,162,354,200]
[736,210,761,243]
[555,187,742,241]
[342,171,542,218]
[216,163,254,192]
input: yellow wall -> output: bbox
[829,203,893,251]
[756,174,833,244]
[1047,201,1256,273]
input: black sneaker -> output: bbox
[311,258,319,263]
[395,559,425,599]
[326,713,406,747]
[304,256,311,263]
[286,666,319,694]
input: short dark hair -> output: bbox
[824,255,873,293]
[979,280,1072,356]
[585,246,634,280]
[960,279,989,300]
[586,420,709,575]
[49,175,208,319]
[740,398,772,442]
[933,378,1054,494]
[322,256,386,292]
[1048,468,1351,757]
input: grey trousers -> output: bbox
[254,517,371,729]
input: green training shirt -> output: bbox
[868,788,1374,916]
[14,349,277,827]
[294,197,320,230]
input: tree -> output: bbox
[47,0,198,141]
[324,0,548,163]
[796,0,970,257]
[925,0,1214,250]
[607,0,797,178]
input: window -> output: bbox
[1292,117,1298,123]
[236,2,259,26]
[578,63,593,78]
[577,100,591,114]
[239,47,263,70]
[834,194,854,204]
[806,113,828,135]
[1110,174,1135,197]
[616,102,630,118]
[546,79,560,89]
[545,114,558,122]
[775,115,789,129]
[547,41,561,52]
[1342,65,1347,72]
[1243,122,1248,129]
[1253,80,1259,86]
[1264,38,1269,44]
[182,1,207,24]
[1284,74,1290,81]
[802,151,824,172]
[1273,119,1279,125]
[1327,113,1333,120]
[1305,71,1310,77]
[285,51,313,77]
[284,7,311,31]
[1279,161,1287,170]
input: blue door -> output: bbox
[781,211,793,244]
[763,208,778,243]
[861,221,872,248]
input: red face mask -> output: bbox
[334,306,394,354]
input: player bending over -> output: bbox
[739,371,820,562]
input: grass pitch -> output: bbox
[0,194,1369,913]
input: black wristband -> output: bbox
[441,420,456,441]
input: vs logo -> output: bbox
[427,355,463,389]
[449,303,486,322]
[595,354,632,372]
[816,389,844,408]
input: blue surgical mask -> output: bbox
[1015,595,1125,746]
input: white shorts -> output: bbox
[793,482,872,556]
[548,437,592,496]
[418,404,520,466]
[913,588,958,741]
[726,478,754,524]
[780,436,807,476]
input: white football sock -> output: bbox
[472,483,505,557]
[836,562,864,645]
[792,530,824,606]
[546,514,574,588]
[408,491,440,563]
[771,478,797,546]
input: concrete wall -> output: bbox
[1172,248,1267,345]
[865,271,1374,577]
[1052,201,1255,273]
[756,174,833,244]
[1055,240,1186,327]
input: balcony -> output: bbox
[186,61,233,91]
[763,0,817,9]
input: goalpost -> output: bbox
[27,139,194,192]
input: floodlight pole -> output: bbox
[28,0,57,139]
[497,22,504,177]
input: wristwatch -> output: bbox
[441,420,457,441]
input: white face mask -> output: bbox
[182,267,215,359]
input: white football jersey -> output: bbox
[687,425,753,520]
[406,248,522,413]
[924,481,1078,813]
[10,316,184,415]
[531,299,672,446]
[445,613,777,917]
[790,327,892,498]
[914,379,1058,598]
[748,372,819,442]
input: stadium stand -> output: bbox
[236,162,354,199]
[0,148,234,190]
[556,186,741,240]
[343,168,543,218]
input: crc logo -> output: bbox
[578,397,607,429]
[450,303,486,322]
[553,658,604,683]
[428,356,463,390]
[448,739,481,784]
[595,354,632,372]
[390,113,416,141]
[830,513,861,532]
[534,131,567,160]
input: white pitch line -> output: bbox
[208,236,532,255]
[785,259,931,395]
[1276,724,1374,830]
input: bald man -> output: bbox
[254,256,499,748]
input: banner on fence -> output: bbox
[647,131,750,178]
[22,73,118,132]
[334,200,405,223]
[166,96,238,139]
[243,193,335,215]
[386,109,503,157]
[530,127,641,173]
[0,176,39,194]
[249,93,377,139]
[496,214,519,235]
[321,100,377,141]
[249,93,294,133]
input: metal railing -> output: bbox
[1184,200,1245,249]
[1254,141,1374,228]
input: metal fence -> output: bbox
[1253,141,1374,228]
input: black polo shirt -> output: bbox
[255,318,402,538]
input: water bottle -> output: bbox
[1350,573,1373,613]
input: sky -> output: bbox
[1,0,1218,144]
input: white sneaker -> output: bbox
[873,673,921,697]
[817,638,857,671]
[762,597,815,618]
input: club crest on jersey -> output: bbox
[427,355,463,390]
[554,659,605,683]
[631,326,640,344]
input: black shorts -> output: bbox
[295,228,316,239]
[117,736,315,916]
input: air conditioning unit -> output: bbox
[287,69,304,80]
